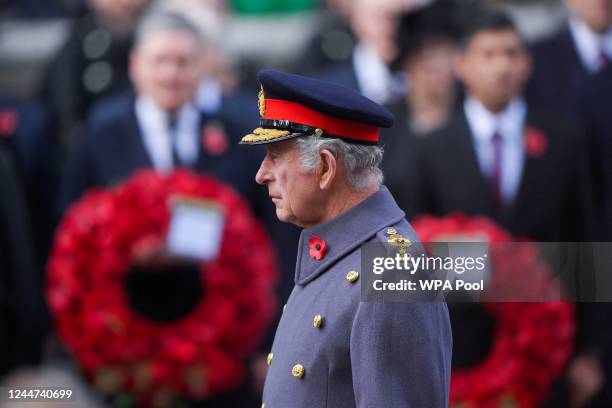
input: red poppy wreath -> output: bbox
[47,170,278,407]
[413,214,574,408]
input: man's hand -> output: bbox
[567,352,604,408]
[251,353,269,395]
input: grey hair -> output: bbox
[134,11,205,49]
[294,135,384,192]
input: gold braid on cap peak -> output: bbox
[241,127,291,143]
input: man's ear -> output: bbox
[318,149,337,190]
[129,50,138,84]
[522,51,533,83]
[452,50,466,83]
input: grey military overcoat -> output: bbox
[261,186,452,407]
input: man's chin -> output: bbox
[154,96,188,112]
[275,208,290,222]
[274,207,298,225]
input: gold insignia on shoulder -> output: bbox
[258,86,266,117]
[387,231,412,255]
[313,314,324,328]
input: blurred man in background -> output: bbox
[313,0,424,104]
[528,0,612,116]
[59,12,263,213]
[403,9,609,408]
[406,9,591,242]
[381,0,462,211]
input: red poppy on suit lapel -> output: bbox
[0,109,19,137]
[523,126,548,158]
[309,236,327,260]
[201,121,228,155]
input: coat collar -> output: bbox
[294,186,405,286]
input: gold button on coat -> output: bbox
[267,352,273,366]
[292,364,305,378]
[313,314,324,328]
[346,270,359,283]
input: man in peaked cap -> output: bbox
[241,69,451,407]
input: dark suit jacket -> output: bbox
[580,64,612,240]
[0,101,58,260]
[527,27,591,117]
[381,99,457,205]
[381,101,418,199]
[577,71,612,397]
[59,93,267,217]
[0,140,48,377]
[404,106,592,242]
[401,105,598,369]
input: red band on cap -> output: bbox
[263,99,379,143]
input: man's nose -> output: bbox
[255,157,271,185]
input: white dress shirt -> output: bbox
[352,42,404,104]
[569,17,612,73]
[464,97,527,205]
[135,96,201,172]
[195,78,222,114]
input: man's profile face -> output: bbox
[455,29,531,111]
[255,140,322,227]
[130,31,202,112]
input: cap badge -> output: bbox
[258,85,266,117]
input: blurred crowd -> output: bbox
[0,0,611,406]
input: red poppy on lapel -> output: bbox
[308,236,327,260]
[201,121,228,155]
[523,127,548,157]
[0,110,19,137]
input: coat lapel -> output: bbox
[127,101,154,169]
[294,187,405,286]
[451,111,498,216]
[505,108,543,225]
